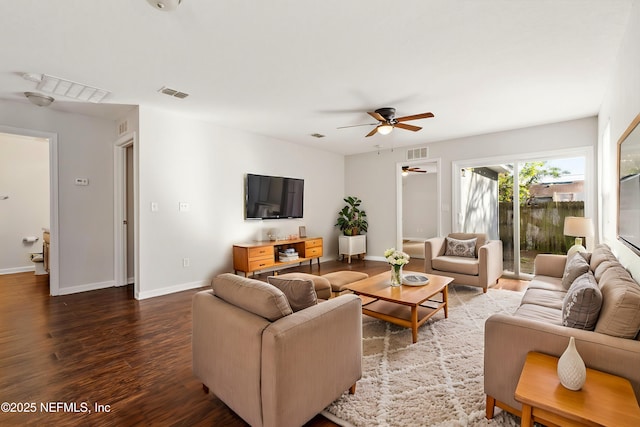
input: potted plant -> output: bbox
[335,196,368,236]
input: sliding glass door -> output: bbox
[455,150,591,277]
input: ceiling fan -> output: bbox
[338,107,434,137]
[402,166,427,175]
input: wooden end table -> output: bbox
[346,270,453,343]
[515,352,640,427]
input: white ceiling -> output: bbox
[0,0,634,155]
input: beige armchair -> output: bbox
[424,232,503,293]
[193,273,362,427]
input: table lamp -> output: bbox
[563,216,594,257]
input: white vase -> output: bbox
[557,336,586,390]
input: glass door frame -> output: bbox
[452,146,595,279]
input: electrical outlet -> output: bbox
[179,202,190,212]
[182,258,190,267]
[151,202,159,212]
[75,178,89,186]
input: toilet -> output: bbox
[30,252,47,275]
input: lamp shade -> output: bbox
[563,217,594,238]
[24,92,54,107]
[377,124,393,135]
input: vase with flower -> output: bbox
[384,248,410,287]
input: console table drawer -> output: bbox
[305,246,323,257]
[249,258,274,271]
[248,246,274,258]
[305,239,323,249]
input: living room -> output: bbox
[1,1,640,426]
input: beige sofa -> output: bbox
[424,232,503,293]
[485,244,640,419]
[193,273,362,427]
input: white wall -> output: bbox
[136,106,344,299]
[0,132,49,273]
[402,172,438,239]
[0,100,117,293]
[345,117,597,261]
[598,1,640,282]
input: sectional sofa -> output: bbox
[484,244,640,418]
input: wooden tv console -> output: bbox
[233,237,323,276]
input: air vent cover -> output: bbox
[407,147,428,160]
[159,86,189,99]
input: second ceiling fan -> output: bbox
[339,107,435,137]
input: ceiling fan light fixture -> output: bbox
[377,124,394,135]
[147,0,182,11]
[24,92,54,107]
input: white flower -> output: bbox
[384,248,410,266]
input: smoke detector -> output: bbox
[147,0,182,11]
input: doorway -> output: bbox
[0,125,59,295]
[396,159,441,258]
[114,132,138,297]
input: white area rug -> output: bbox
[323,285,524,427]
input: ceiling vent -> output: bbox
[35,74,110,103]
[310,133,325,138]
[117,120,129,136]
[159,86,189,99]
[407,147,429,160]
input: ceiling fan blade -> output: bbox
[395,122,422,132]
[368,111,385,122]
[412,169,427,173]
[365,126,379,137]
[395,112,434,122]
[337,123,378,129]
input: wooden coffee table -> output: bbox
[346,270,454,343]
[515,352,640,427]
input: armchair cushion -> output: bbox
[213,273,292,321]
[444,237,477,258]
[267,276,318,312]
[562,271,602,330]
[432,256,479,276]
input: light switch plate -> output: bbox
[151,202,159,212]
[179,202,190,212]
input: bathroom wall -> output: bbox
[0,132,50,274]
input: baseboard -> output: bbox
[0,265,35,275]
[136,280,209,300]
[57,280,116,296]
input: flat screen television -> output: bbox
[245,173,304,219]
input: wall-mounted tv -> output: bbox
[245,173,304,219]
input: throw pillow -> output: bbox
[444,237,477,258]
[562,272,602,330]
[561,252,590,289]
[267,276,318,312]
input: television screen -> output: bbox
[245,174,304,219]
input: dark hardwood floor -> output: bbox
[0,260,528,426]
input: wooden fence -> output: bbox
[499,201,585,258]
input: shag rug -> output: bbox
[322,285,524,427]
